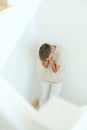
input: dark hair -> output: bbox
[39,43,51,60]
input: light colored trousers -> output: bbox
[40,81,63,106]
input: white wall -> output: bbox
[0,0,42,70]
[0,17,40,102]
[35,0,87,105]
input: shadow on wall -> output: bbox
[27,44,41,103]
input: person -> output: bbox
[39,43,64,106]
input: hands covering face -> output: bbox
[46,53,53,61]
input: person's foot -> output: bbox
[32,99,39,110]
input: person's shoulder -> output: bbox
[55,46,61,53]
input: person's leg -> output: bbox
[49,81,63,98]
[40,81,51,106]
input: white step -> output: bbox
[0,75,36,129]
[0,75,49,130]
[34,97,84,130]
[0,75,87,130]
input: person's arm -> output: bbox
[42,60,49,68]
[47,53,61,73]
[49,58,61,73]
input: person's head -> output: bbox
[39,43,51,61]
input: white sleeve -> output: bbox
[54,50,64,65]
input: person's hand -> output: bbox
[47,53,53,61]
